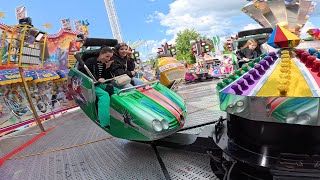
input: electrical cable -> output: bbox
[9,136,113,160]
[227,161,237,180]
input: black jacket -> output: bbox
[110,53,135,77]
[81,56,112,80]
[238,48,259,59]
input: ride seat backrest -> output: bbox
[237,37,267,52]
[237,28,273,38]
[237,41,247,50]
[81,49,100,61]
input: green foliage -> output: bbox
[147,57,158,68]
[175,29,200,64]
[223,45,232,54]
[304,36,315,41]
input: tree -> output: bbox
[175,29,200,64]
[146,56,158,68]
[223,45,232,54]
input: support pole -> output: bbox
[18,67,45,132]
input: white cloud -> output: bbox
[146,11,162,24]
[300,21,316,39]
[243,23,262,31]
[152,0,248,37]
[146,19,154,23]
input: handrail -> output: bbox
[116,80,159,95]
[74,52,98,83]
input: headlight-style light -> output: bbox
[161,119,169,130]
[236,100,244,107]
[152,119,163,132]
[286,112,298,123]
[297,114,311,125]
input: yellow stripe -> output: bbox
[256,58,312,97]
[279,26,300,41]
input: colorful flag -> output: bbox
[213,35,223,52]
[74,20,83,33]
[82,20,90,26]
[15,5,27,21]
[61,18,72,30]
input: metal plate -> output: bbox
[0,80,225,179]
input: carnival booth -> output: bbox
[0,21,78,136]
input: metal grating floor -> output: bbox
[0,80,223,180]
[177,81,225,135]
[158,147,218,180]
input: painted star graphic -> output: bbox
[43,23,52,29]
[0,12,5,18]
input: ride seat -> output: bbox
[81,49,100,61]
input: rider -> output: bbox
[83,46,114,129]
[237,39,260,67]
[110,43,145,88]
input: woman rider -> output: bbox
[237,39,260,68]
[110,43,145,89]
[83,46,114,129]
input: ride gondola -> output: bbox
[68,38,187,141]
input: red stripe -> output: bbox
[0,126,55,167]
[146,87,183,115]
[138,88,181,123]
[267,97,287,116]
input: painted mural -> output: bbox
[46,29,78,69]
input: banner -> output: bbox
[74,20,89,35]
[74,20,83,34]
[15,5,27,21]
[213,36,223,53]
[61,18,72,30]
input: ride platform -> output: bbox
[0,80,224,180]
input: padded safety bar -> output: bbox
[238,28,273,38]
[83,38,118,47]
[117,80,160,95]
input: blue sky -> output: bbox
[0,0,173,43]
[1,0,320,58]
